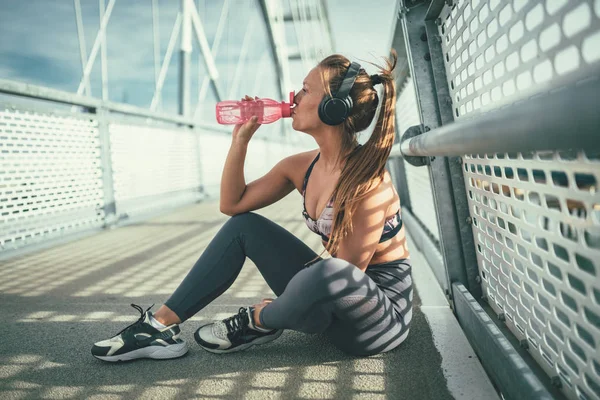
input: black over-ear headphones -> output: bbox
[318,61,361,126]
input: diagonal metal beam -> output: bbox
[150,12,182,110]
[151,0,161,107]
[193,0,230,118]
[258,0,291,100]
[99,0,109,101]
[228,13,257,99]
[76,0,116,95]
[289,0,333,71]
[251,52,269,95]
[73,0,91,96]
[290,0,311,71]
[179,0,192,116]
[189,0,222,102]
[309,0,322,60]
[317,0,334,54]
[300,0,315,63]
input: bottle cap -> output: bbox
[280,91,295,118]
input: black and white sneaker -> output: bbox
[91,304,188,362]
[194,307,283,354]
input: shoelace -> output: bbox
[115,303,154,336]
[222,307,250,341]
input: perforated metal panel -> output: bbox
[439,0,600,119]
[0,107,104,251]
[110,123,202,219]
[438,1,600,398]
[465,151,600,399]
[396,77,440,241]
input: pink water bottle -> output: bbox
[216,91,295,124]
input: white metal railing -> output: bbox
[0,81,311,255]
[391,1,600,399]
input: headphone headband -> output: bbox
[335,62,361,99]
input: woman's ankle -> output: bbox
[252,303,268,329]
[153,305,182,326]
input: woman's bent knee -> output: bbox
[227,211,259,224]
[228,211,280,227]
[221,212,268,233]
[302,258,365,287]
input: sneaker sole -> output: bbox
[93,342,188,362]
[196,329,283,354]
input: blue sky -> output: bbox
[0,0,398,116]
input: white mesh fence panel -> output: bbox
[110,123,202,219]
[438,1,600,398]
[464,151,600,400]
[396,76,440,241]
[0,108,310,254]
[0,108,104,251]
[440,0,600,120]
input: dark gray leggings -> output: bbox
[165,212,412,356]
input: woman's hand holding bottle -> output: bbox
[231,95,261,146]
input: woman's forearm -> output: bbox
[220,140,248,213]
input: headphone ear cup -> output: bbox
[319,95,351,126]
[318,95,334,125]
[317,61,360,126]
[343,96,353,115]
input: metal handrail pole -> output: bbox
[0,79,230,134]
[400,74,600,157]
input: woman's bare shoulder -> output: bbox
[278,149,320,188]
[279,149,319,171]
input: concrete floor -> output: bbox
[0,194,498,399]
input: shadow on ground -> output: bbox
[0,198,453,399]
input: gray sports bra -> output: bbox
[301,153,402,242]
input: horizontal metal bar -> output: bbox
[0,79,99,108]
[389,142,402,157]
[401,74,600,157]
[452,283,556,400]
[0,78,229,133]
[283,11,317,22]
